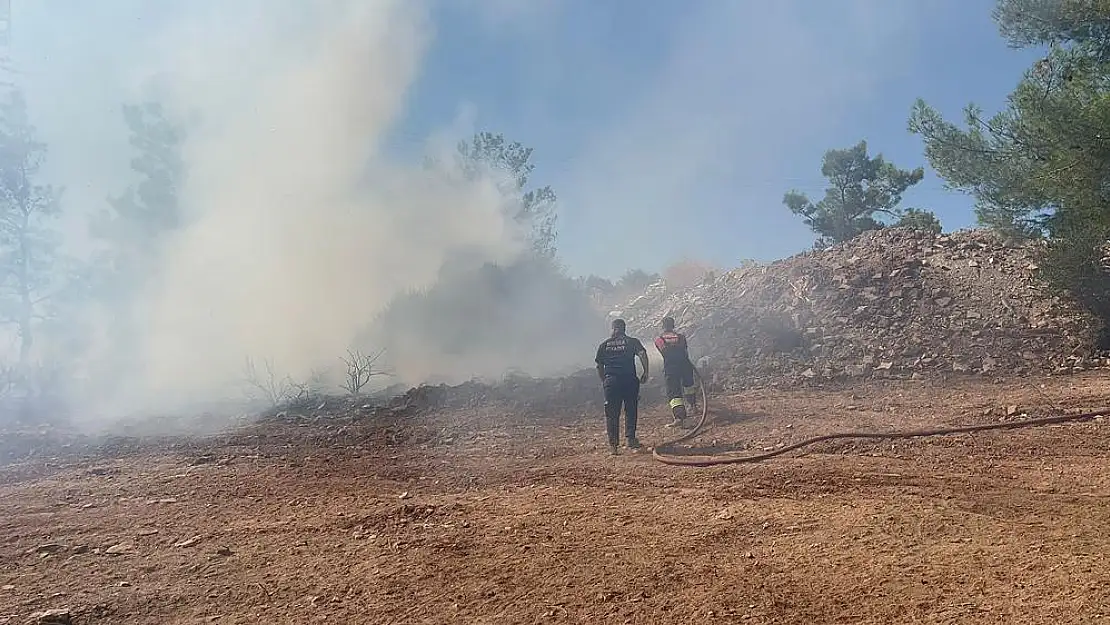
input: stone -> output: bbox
[29,609,71,625]
[174,536,202,548]
[28,544,67,557]
[104,543,133,556]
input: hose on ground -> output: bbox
[651,366,1109,467]
[650,364,711,459]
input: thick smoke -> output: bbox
[4,0,598,425]
[366,256,603,385]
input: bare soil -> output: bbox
[2,373,1110,624]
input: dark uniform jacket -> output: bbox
[595,334,646,380]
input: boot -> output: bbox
[626,437,642,450]
[667,400,687,428]
[685,394,698,413]
[609,444,620,456]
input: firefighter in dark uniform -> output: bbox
[654,316,697,428]
[595,318,649,455]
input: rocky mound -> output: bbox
[615,228,1105,390]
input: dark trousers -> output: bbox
[603,375,640,445]
[663,364,696,420]
[663,368,694,399]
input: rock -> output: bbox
[844,364,868,377]
[27,544,67,557]
[28,609,71,625]
[103,543,133,556]
[174,536,202,548]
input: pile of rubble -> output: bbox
[616,228,1105,390]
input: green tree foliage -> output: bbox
[581,269,661,298]
[578,274,616,308]
[580,274,615,293]
[909,0,1110,321]
[783,140,929,247]
[453,132,558,260]
[0,91,63,364]
[616,268,660,292]
[895,207,944,235]
[576,269,666,311]
[993,0,1110,55]
[94,101,184,285]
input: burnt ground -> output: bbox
[2,373,1110,624]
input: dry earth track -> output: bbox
[2,373,1110,624]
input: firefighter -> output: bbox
[654,316,697,428]
[595,318,649,455]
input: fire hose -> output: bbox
[651,365,1110,467]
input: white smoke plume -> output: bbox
[117,1,540,414]
[7,0,574,424]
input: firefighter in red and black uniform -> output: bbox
[654,316,697,428]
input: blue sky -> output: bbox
[393,0,1045,278]
[11,0,1044,281]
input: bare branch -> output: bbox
[242,356,327,408]
[339,348,391,396]
[286,368,327,404]
[241,356,293,407]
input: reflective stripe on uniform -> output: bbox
[668,397,685,409]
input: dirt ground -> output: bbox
[2,373,1110,624]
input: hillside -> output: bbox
[616,228,1105,390]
